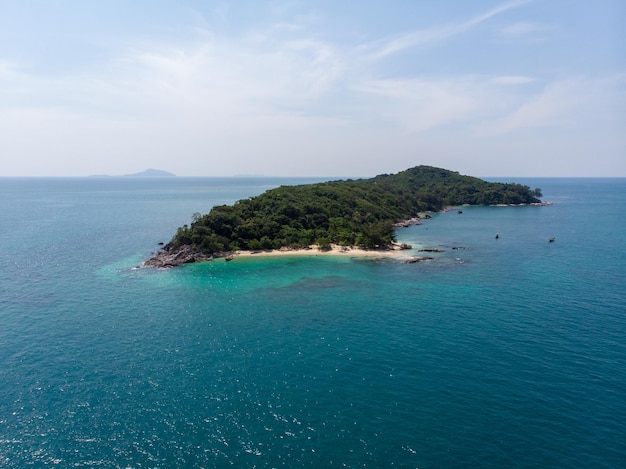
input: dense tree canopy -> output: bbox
[166,166,542,254]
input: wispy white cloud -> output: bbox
[497,20,555,44]
[1,0,624,176]
[476,80,578,135]
[353,78,484,132]
[499,21,553,36]
[3,30,621,146]
[474,75,626,136]
[364,0,531,60]
[0,0,538,131]
[0,60,17,75]
[492,75,537,85]
[350,73,545,133]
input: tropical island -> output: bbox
[146,165,544,267]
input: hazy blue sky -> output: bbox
[1,0,624,177]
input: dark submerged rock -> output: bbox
[405,256,435,264]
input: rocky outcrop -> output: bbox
[404,256,435,263]
[493,201,553,207]
[144,245,213,268]
[394,217,422,228]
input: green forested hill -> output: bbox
[165,166,542,255]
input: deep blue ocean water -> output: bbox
[0,176,625,468]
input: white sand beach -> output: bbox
[231,243,413,260]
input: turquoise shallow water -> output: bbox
[0,177,625,467]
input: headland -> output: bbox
[145,165,546,268]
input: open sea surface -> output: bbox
[0,176,625,468]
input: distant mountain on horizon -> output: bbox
[89,168,176,178]
[125,168,176,177]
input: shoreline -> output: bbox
[235,243,413,259]
[144,202,553,268]
[144,243,415,268]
